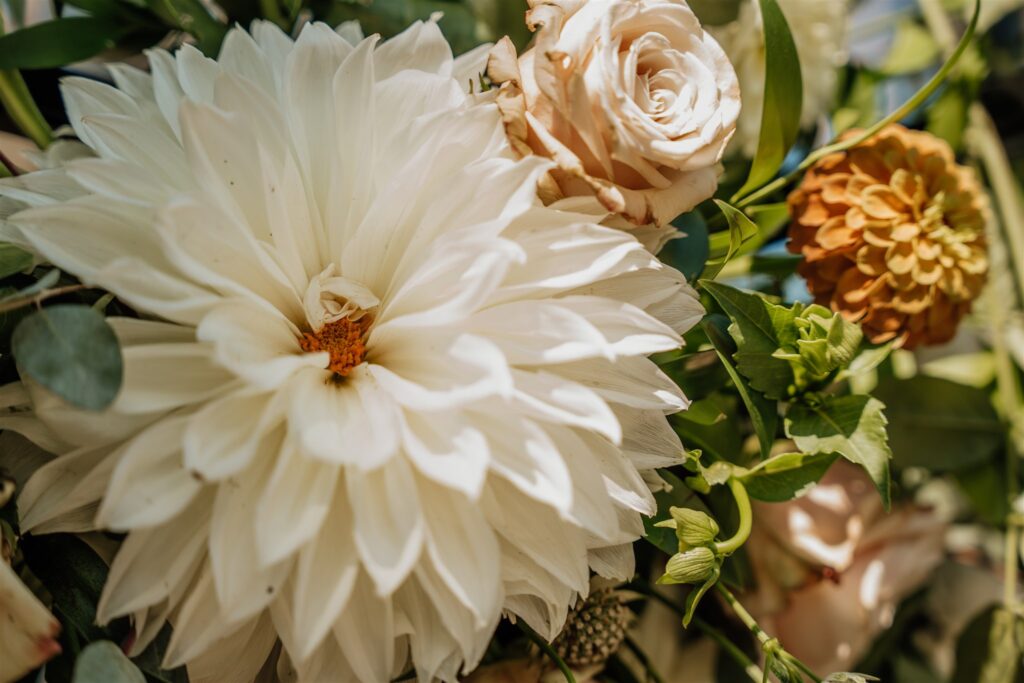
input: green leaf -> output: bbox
[13,304,123,411]
[703,201,759,279]
[682,566,719,627]
[873,375,1003,472]
[785,395,892,508]
[737,451,839,502]
[733,0,803,200]
[703,320,778,459]
[0,18,125,70]
[701,280,796,399]
[73,642,146,683]
[0,243,33,279]
[678,396,727,426]
[21,534,115,643]
[688,0,742,25]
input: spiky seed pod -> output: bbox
[552,589,632,669]
[788,124,989,348]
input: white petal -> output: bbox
[346,457,424,596]
[401,409,488,499]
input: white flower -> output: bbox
[708,0,849,157]
[0,19,703,683]
[488,0,740,233]
[0,559,61,683]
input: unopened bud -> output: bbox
[668,507,720,548]
[663,547,717,584]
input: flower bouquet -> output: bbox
[0,0,1021,681]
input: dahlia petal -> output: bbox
[420,478,502,627]
[401,409,489,499]
[197,300,323,390]
[554,356,687,412]
[511,369,621,444]
[97,415,201,530]
[334,572,397,683]
[218,27,277,96]
[18,444,112,532]
[347,457,424,595]
[97,492,210,621]
[291,496,359,662]
[208,442,292,621]
[374,19,453,80]
[112,342,236,415]
[287,367,400,468]
[184,389,282,481]
[370,334,513,411]
[255,440,339,566]
[185,611,277,683]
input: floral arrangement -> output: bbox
[0,0,1022,682]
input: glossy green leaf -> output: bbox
[13,304,123,410]
[733,0,803,200]
[643,470,713,556]
[73,642,146,683]
[785,394,892,508]
[737,451,838,502]
[702,280,796,400]
[0,18,125,70]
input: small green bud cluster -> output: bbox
[773,303,863,394]
[654,507,724,625]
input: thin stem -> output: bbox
[714,478,753,556]
[716,584,822,683]
[732,0,980,209]
[628,581,763,681]
[622,635,666,683]
[515,620,576,683]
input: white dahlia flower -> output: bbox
[708,0,849,157]
[0,19,702,683]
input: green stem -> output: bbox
[732,0,981,209]
[630,581,763,682]
[715,478,753,556]
[716,584,822,683]
[622,635,666,683]
[516,620,576,683]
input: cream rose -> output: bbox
[488,0,741,231]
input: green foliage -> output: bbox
[0,18,126,69]
[873,375,1004,472]
[881,20,941,75]
[0,243,33,279]
[785,395,893,508]
[736,451,839,502]
[704,201,759,279]
[73,642,146,683]
[12,304,124,411]
[664,212,710,283]
[733,0,803,200]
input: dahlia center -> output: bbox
[300,265,379,378]
[299,317,371,377]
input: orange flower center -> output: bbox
[299,317,371,377]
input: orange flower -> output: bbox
[787,125,989,348]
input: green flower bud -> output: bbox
[668,507,720,548]
[663,547,717,585]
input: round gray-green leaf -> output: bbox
[13,304,123,411]
[72,641,146,683]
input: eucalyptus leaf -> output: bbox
[13,304,123,411]
[0,18,125,70]
[73,642,146,683]
[785,395,892,508]
[738,451,839,502]
[733,0,803,200]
